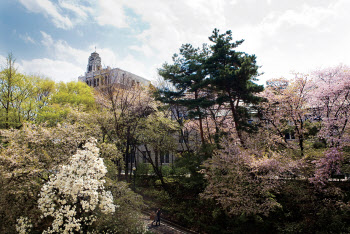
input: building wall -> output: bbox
[79,67,150,88]
[78,52,150,88]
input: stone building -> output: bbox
[78,51,150,88]
[78,52,179,168]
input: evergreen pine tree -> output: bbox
[206,29,264,145]
[157,44,213,144]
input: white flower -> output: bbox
[38,138,116,233]
[16,217,32,234]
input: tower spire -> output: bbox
[87,50,101,72]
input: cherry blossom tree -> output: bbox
[307,65,350,187]
[309,65,350,146]
[260,67,350,188]
[309,147,344,188]
[259,75,313,156]
[201,137,299,217]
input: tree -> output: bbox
[158,44,213,145]
[158,30,264,147]
[201,137,297,217]
[24,76,56,123]
[36,81,96,125]
[51,81,95,110]
[0,114,145,232]
[206,29,264,145]
[309,65,350,147]
[0,117,101,232]
[0,53,34,128]
[259,75,313,156]
[136,111,179,192]
[38,138,116,233]
[307,65,350,187]
[94,77,155,179]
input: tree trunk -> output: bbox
[195,90,206,145]
[227,93,243,146]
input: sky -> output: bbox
[1,0,350,85]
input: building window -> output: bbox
[285,132,295,140]
[161,152,170,164]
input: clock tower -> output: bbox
[87,51,101,73]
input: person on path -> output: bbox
[156,208,161,226]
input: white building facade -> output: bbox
[78,51,150,88]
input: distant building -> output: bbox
[78,51,150,88]
[266,79,289,90]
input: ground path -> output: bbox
[140,212,197,234]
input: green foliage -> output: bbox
[138,111,179,152]
[37,81,96,125]
[0,120,102,232]
[97,172,146,233]
[157,44,213,143]
[0,54,96,128]
[157,29,265,147]
[136,162,153,176]
[271,181,350,234]
[0,54,36,128]
[174,151,205,191]
[207,29,264,134]
[51,81,95,110]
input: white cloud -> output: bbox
[18,0,93,29]
[13,32,90,82]
[40,31,89,67]
[129,44,154,57]
[19,34,36,44]
[0,55,7,68]
[58,0,88,20]
[259,4,336,36]
[19,0,73,29]
[19,58,84,82]
[94,0,129,28]
[117,54,153,80]
[100,0,349,86]
[27,31,154,82]
[40,31,54,47]
[14,0,350,85]
[115,0,226,65]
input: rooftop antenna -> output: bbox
[95,46,96,52]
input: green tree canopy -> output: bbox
[157,44,213,144]
[207,29,264,144]
[157,29,264,146]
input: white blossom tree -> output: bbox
[38,138,116,233]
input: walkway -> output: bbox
[141,212,196,234]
